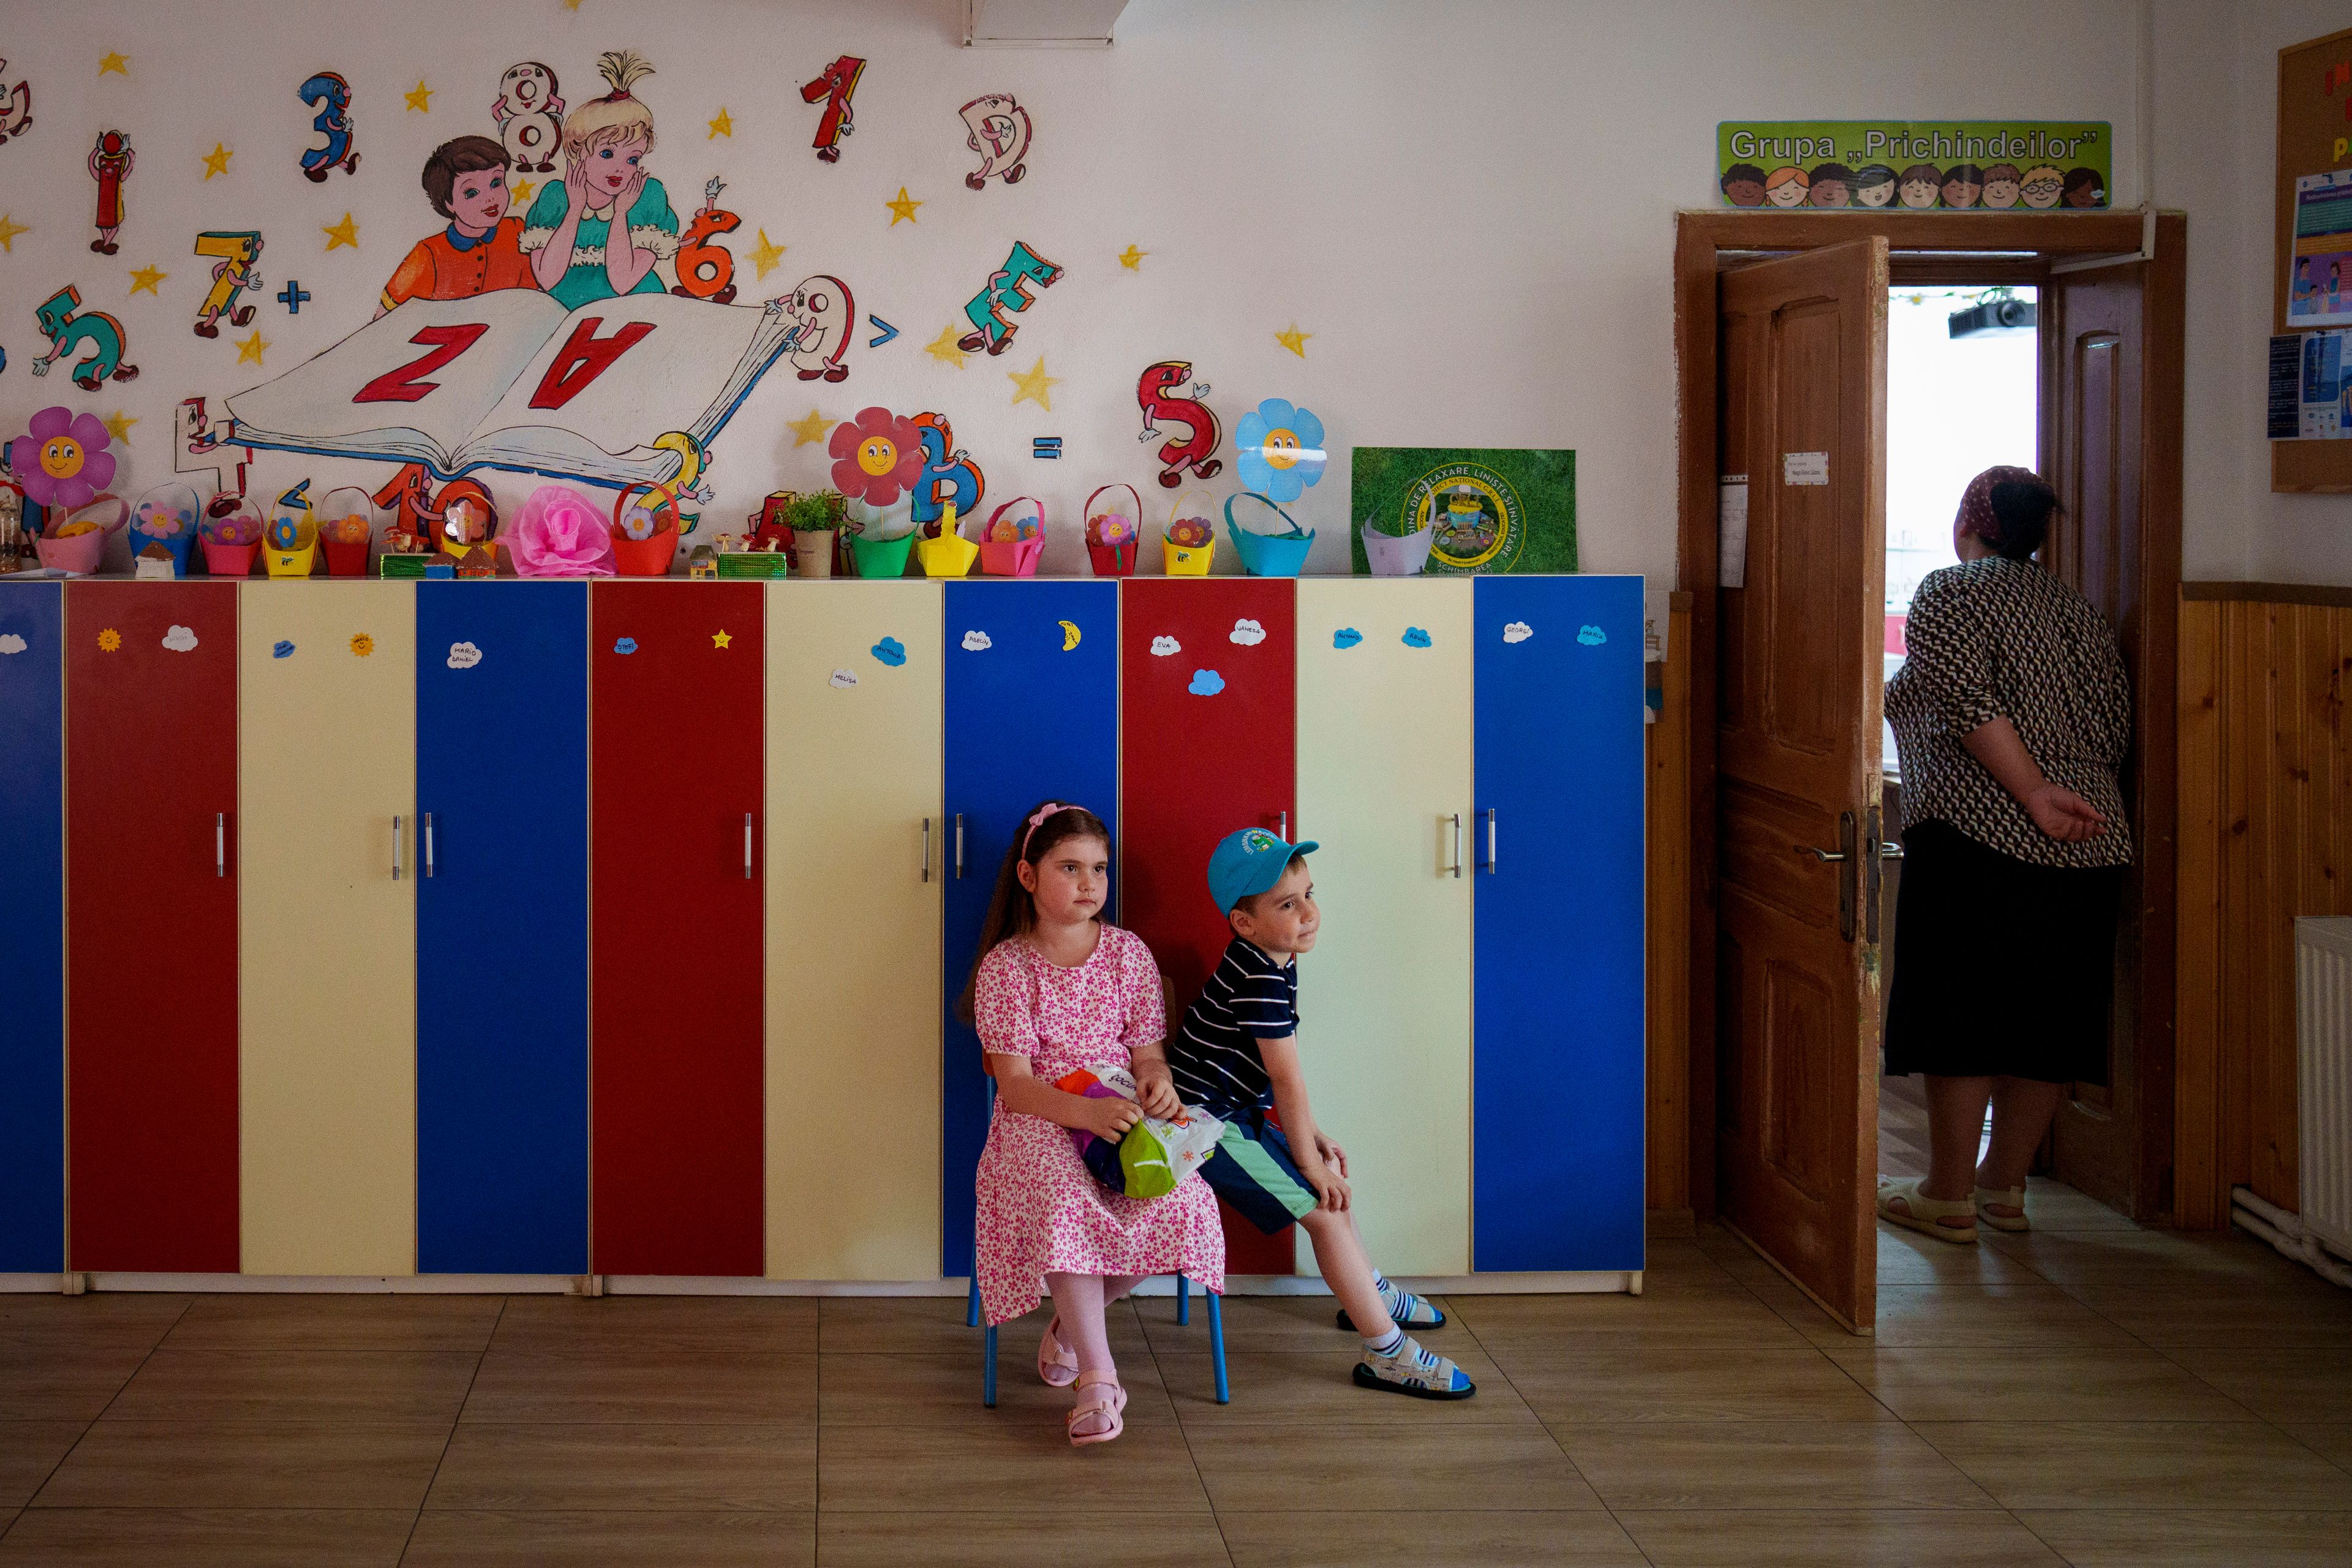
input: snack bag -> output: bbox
[1054,1064,1224,1199]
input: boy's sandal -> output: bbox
[1067,1371,1126,1447]
[1974,1185,2030,1232]
[1875,1178,1978,1244]
[1037,1315,1079,1388]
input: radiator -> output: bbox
[2299,917,2352,1261]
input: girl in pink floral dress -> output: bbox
[963,801,1225,1446]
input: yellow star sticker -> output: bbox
[323,213,359,251]
[236,329,270,365]
[924,325,968,367]
[708,107,733,138]
[788,409,834,447]
[747,228,786,280]
[886,186,922,225]
[511,176,536,206]
[712,629,733,649]
[1007,355,1061,412]
[406,80,433,113]
[1117,244,1147,270]
[0,214,28,252]
[1275,323,1311,358]
[99,52,129,77]
[102,410,137,442]
[127,263,167,295]
[202,143,232,179]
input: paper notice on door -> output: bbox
[1642,587,1671,663]
[1718,477,1749,589]
[1783,451,1830,486]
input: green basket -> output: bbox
[850,530,916,578]
[377,554,430,579]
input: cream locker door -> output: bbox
[1294,579,1474,1275]
[764,580,943,1279]
[238,582,417,1276]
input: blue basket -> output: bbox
[1224,493,1314,578]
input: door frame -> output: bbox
[1672,209,2186,1224]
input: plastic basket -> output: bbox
[1225,493,1314,578]
[976,496,1045,577]
[33,496,126,574]
[1363,519,1435,576]
[1084,484,1140,577]
[263,513,320,579]
[916,510,980,578]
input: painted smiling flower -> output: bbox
[1235,398,1327,505]
[827,406,925,507]
[12,406,117,511]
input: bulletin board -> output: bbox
[2274,25,2352,492]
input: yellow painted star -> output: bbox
[712,629,733,649]
[787,409,834,447]
[563,0,582,9]
[511,176,536,206]
[127,263,167,295]
[99,51,129,77]
[924,325,968,368]
[323,212,359,251]
[236,329,270,365]
[1117,244,1147,270]
[406,80,433,113]
[1275,323,1311,358]
[747,228,786,280]
[708,107,733,138]
[886,186,922,225]
[202,143,232,179]
[102,410,137,442]
[0,214,28,252]
[1007,355,1061,412]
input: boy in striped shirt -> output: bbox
[1161,827,1474,1399]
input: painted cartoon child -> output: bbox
[2019,165,2066,209]
[88,130,132,254]
[379,136,539,316]
[1981,163,2024,209]
[1898,164,1943,208]
[195,235,262,338]
[522,49,680,309]
[1720,162,1767,207]
[1940,163,1984,209]
[1763,166,1809,207]
[1807,164,1853,208]
[2062,167,2106,208]
[1852,164,1898,207]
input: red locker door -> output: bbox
[66,581,240,1272]
[592,582,764,1276]
[1120,578,1297,1273]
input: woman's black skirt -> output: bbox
[1882,818,2124,1084]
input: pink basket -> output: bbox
[976,496,1046,577]
[33,496,126,574]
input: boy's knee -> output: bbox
[1295,1205,1337,1234]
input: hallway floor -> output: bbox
[2,1204,2349,1566]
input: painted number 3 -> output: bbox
[353,316,657,408]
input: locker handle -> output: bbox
[423,812,435,879]
[1449,813,1463,878]
[216,813,226,878]
[922,816,933,883]
[392,815,404,882]
[1482,808,1498,874]
[956,813,966,879]
[1278,810,1287,841]
[744,813,755,880]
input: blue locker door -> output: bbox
[1473,576,1645,1271]
[942,579,1119,1275]
[416,581,590,1273]
[0,583,64,1272]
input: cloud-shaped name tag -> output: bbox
[962,630,992,652]
[1401,627,1433,649]
[1150,635,1180,657]
[0,633,26,655]
[1188,669,1226,696]
[613,637,638,655]
[1502,621,1533,644]
[871,636,907,666]
[1332,627,1362,649]
[272,640,296,660]
[829,668,859,688]
[161,624,200,653]
[447,641,483,669]
[1577,624,1608,646]
[1229,617,1265,646]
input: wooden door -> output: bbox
[1120,576,1298,1276]
[416,581,590,1275]
[765,579,943,1280]
[941,579,1120,1277]
[238,582,417,1276]
[1295,579,1474,1275]
[592,581,765,1278]
[67,581,241,1273]
[0,582,64,1273]
[1473,575,1646,1272]
[1716,239,1888,1332]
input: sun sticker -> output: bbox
[350,632,375,657]
[97,627,123,652]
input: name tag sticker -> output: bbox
[1783,451,1829,486]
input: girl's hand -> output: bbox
[560,155,591,216]
[1133,1066,1182,1120]
[1076,1095,1144,1142]
[2025,783,2106,843]
[1313,1133,1349,1178]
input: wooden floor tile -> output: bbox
[1443,1286,1811,1349]
[1984,1226,2319,1286]
[1618,1508,2067,1566]
[2066,1282,2352,1348]
[1501,1347,1891,1424]
[1775,1283,2138,1349]
[0,1426,85,1511]
[0,1507,412,1566]
[0,1342,152,1422]
[489,1294,816,1355]
[2283,1422,2352,1469]
[2013,1176,2140,1232]
[2011,1509,2352,1566]
[0,1297,189,1351]
[426,1422,813,1512]
[1159,1345,1540,1425]
[105,1349,479,1423]
[2164,1349,2352,1425]
[817,1350,1180,1428]
[403,1509,815,1566]
[459,1351,815,1425]
[1137,1291,1471,1354]
[817,1420,1211,1513]
[1874,1224,2044,1284]
[31,1421,447,1510]
[1183,1423,1602,1513]
[1218,1509,1645,1566]
[1911,1420,2352,1510]
[816,1296,1145,1356]
[817,1510,1231,1567]
[1551,1422,1998,1512]
[1823,1346,2259,1423]
[160,1294,502,1353]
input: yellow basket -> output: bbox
[1162,486,1217,576]
[915,505,980,578]
[263,516,319,579]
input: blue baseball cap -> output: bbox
[1208,826,1319,914]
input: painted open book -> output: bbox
[225,291,796,489]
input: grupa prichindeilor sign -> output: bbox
[1717,122,2112,211]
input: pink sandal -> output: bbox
[1068,1370,1126,1447]
[1037,1316,1079,1388]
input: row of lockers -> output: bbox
[0,574,1643,1282]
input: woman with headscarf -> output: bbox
[1875,467,2132,1243]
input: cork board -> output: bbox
[2274,24,2352,492]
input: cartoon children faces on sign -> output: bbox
[379,137,537,316]
[521,49,680,308]
[1724,153,2102,211]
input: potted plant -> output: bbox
[790,489,843,579]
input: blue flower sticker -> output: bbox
[1402,627,1433,649]
[1576,624,1607,646]
[1188,668,1226,696]
[614,637,638,655]
[871,636,907,667]
[271,640,295,659]
[1332,627,1363,650]
[1234,398,1328,504]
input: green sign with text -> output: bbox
[1717,121,2111,210]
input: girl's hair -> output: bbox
[564,50,657,162]
[1986,478,2060,562]
[956,801,1112,1024]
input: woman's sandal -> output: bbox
[1067,1370,1126,1447]
[1876,1178,1978,1244]
[1974,1185,2030,1233]
[1037,1316,1079,1388]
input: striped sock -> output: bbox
[1365,1325,1406,1358]
[1376,1275,1439,1327]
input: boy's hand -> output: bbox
[1306,1163,1352,1212]
[1076,1095,1144,1142]
[1133,1065,1183,1120]
[1313,1133,1349,1178]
